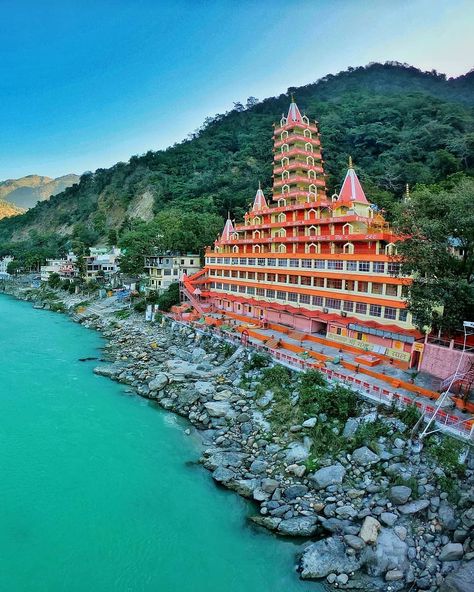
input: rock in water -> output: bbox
[300,537,362,579]
[277,516,319,536]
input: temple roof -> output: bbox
[287,96,303,123]
[338,159,369,204]
[252,183,267,211]
[221,214,235,241]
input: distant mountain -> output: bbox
[0,174,80,209]
[0,199,25,221]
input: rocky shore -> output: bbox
[2,282,473,592]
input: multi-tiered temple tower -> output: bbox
[184,99,420,366]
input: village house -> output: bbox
[145,253,200,295]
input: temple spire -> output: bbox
[221,212,235,241]
[405,183,410,201]
[338,159,369,204]
[287,96,303,123]
[252,183,267,211]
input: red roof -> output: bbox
[287,100,303,123]
[338,167,369,204]
[221,216,235,241]
[252,184,267,210]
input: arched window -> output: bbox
[252,244,261,253]
[385,243,397,256]
[231,232,239,240]
[280,116,287,126]
[281,143,289,152]
[278,212,286,223]
[282,184,290,195]
[306,243,320,254]
[281,130,288,140]
[275,228,286,238]
[306,156,315,166]
[302,115,309,125]
[342,223,353,235]
[307,208,318,219]
[278,244,287,253]
[232,245,239,253]
[281,156,290,167]
[304,129,312,138]
[308,225,319,236]
[305,142,313,152]
[308,169,316,180]
[278,198,287,207]
[282,170,290,180]
[253,216,261,225]
[343,242,354,254]
[252,229,261,238]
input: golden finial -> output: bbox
[290,93,295,103]
[348,155,353,169]
[258,180,261,190]
[405,183,410,200]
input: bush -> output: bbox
[350,419,387,450]
[261,365,292,390]
[425,435,466,476]
[157,282,180,312]
[48,272,61,289]
[243,352,271,372]
[133,299,146,313]
[397,404,422,429]
[301,383,358,421]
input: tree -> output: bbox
[394,177,474,332]
[48,272,62,289]
[157,282,180,312]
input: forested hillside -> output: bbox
[1,62,473,262]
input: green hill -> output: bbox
[0,62,473,257]
[0,174,80,210]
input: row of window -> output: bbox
[210,282,408,321]
[209,270,400,297]
[206,257,401,275]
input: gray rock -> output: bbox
[283,484,308,500]
[194,381,215,396]
[380,512,398,527]
[227,479,260,498]
[311,464,346,489]
[261,479,279,494]
[389,485,412,505]
[344,535,366,551]
[336,574,349,585]
[250,515,281,531]
[302,417,317,428]
[439,543,464,562]
[343,418,359,438]
[385,569,404,582]
[359,516,381,544]
[364,527,408,576]
[300,537,362,579]
[439,502,458,531]
[212,466,236,483]
[250,459,268,474]
[203,450,247,470]
[440,560,474,592]
[352,446,380,465]
[277,516,319,536]
[191,347,206,362]
[284,442,310,463]
[148,372,169,391]
[398,499,430,514]
[204,401,232,418]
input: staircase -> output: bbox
[440,360,474,395]
[180,276,211,317]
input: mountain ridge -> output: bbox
[0,62,472,254]
[0,174,80,209]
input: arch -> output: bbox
[385,243,397,256]
[278,212,286,223]
[231,232,239,240]
[280,130,289,140]
[252,216,261,225]
[278,197,287,207]
[303,129,312,138]
[281,143,289,152]
[308,169,316,180]
[252,244,262,253]
[309,183,317,195]
[305,142,313,152]
[278,244,287,253]
[275,228,287,238]
[302,115,309,125]
[306,242,320,254]
[306,155,315,166]
[252,229,261,238]
[280,116,287,126]
[282,170,290,180]
[342,223,353,235]
[281,184,290,195]
[343,242,354,254]
[307,225,319,236]
[307,208,318,220]
[281,156,290,167]
[232,245,239,253]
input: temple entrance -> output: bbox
[311,320,327,335]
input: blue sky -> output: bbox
[1,0,473,180]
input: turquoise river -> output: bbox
[0,294,323,592]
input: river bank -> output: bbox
[2,281,473,592]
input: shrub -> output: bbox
[243,352,271,372]
[157,282,180,312]
[425,435,466,476]
[303,383,358,421]
[48,273,62,289]
[397,404,422,429]
[261,365,292,390]
[350,418,386,450]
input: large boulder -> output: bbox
[277,516,319,537]
[204,401,233,418]
[194,381,215,397]
[212,466,236,484]
[389,485,412,505]
[202,450,247,470]
[300,537,362,579]
[398,499,430,514]
[311,464,346,489]
[283,484,308,500]
[364,528,409,577]
[439,543,464,562]
[352,446,380,465]
[285,441,310,464]
[440,560,474,592]
[148,372,169,391]
[343,417,359,438]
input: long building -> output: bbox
[185,99,421,367]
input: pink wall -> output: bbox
[419,343,474,379]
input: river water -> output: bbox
[0,295,322,592]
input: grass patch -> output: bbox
[396,404,422,429]
[114,309,132,320]
[425,435,466,476]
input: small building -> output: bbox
[84,247,121,280]
[40,253,77,282]
[145,254,200,294]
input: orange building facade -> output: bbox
[185,100,421,366]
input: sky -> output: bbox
[1,0,473,180]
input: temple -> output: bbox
[183,99,421,368]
